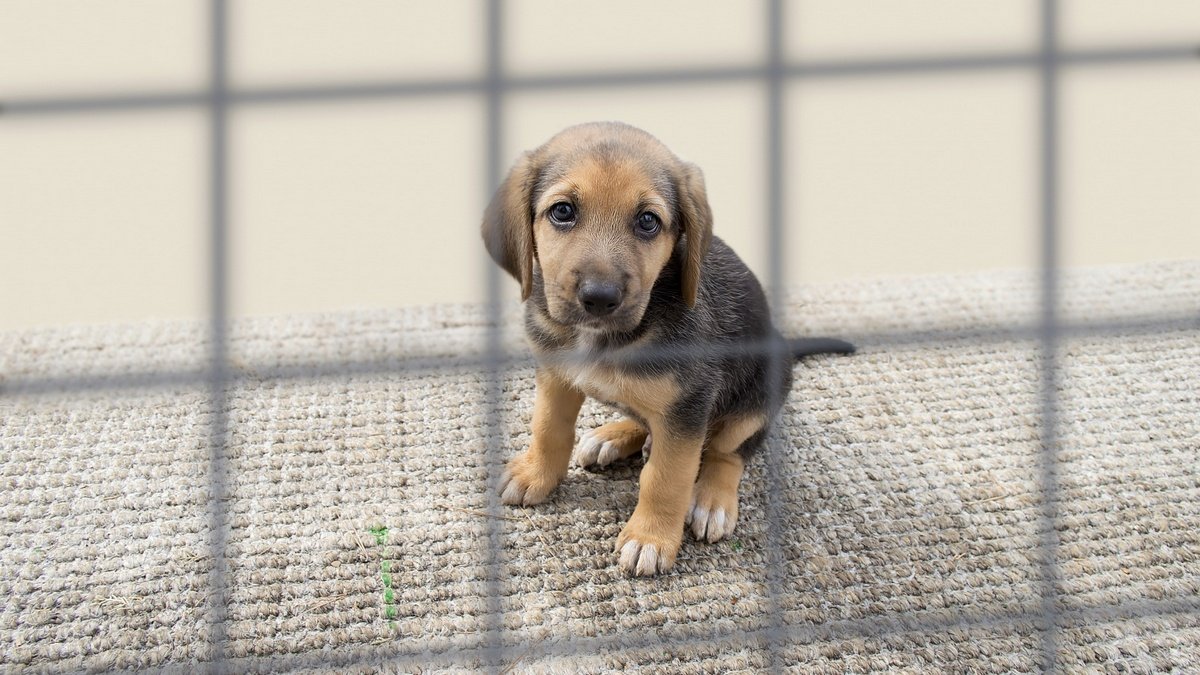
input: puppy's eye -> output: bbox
[635,212,661,237]
[549,202,575,226]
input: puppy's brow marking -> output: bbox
[481,121,854,576]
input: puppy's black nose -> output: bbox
[578,281,623,317]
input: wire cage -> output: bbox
[3,1,1199,672]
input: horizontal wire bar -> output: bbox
[1,368,210,396]
[493,595,1200,666]
[236,77,483,106]
[0,91,207,115]
[3,313,1196,398]
[196,594,1200,674]
[788,44,1199,78]
[3,44,1197,117]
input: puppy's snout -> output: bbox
[578,280,624,317]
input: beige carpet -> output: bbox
[2,261,1198,673]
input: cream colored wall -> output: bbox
[2,1,1197,330]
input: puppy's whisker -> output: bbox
[542,280,574,296]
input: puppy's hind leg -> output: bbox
[687,415,766,543]
[575,417,648,469]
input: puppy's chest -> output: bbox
[544,341,678,421]
[559,360,629,406]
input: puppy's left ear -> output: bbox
[676,162,714,307]
[481,151,539,300]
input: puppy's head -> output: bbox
[482,122,713,333]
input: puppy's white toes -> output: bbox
[688,503,735,542]
[619,540,662,576]
[688,504,709,540]
[706,509,729,543]
[641,433,652,459]
[499,470,526,505]
[575,431,603,467]
[597,441,621,466]
[618,540,640,570]
[501,470,535,502]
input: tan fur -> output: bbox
[582,418,647,463]
[550,360,678,425]
[615,428,705,573]
[482,123,713,314]
[499,369,584,506]
[688,415,765,542]
[694,453,744,507]
[706,415,767,456]
[533,155,677,329]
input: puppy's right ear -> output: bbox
[676,162,714,308]
[481,151,538,300]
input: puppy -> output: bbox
[482,122,853,576]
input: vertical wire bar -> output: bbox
[205,0,231,672]
[1037,0,1063,671]
[482,0,506,671]
[763,0,788,670]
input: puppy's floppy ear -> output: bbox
[675,162,714,307]
[482,151,539,300]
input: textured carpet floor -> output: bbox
[2,261,1198,673]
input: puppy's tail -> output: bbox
[788,337,856,359]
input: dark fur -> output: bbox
[528,235,853,454]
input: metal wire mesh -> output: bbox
[2,1,1199,672]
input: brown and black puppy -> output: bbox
[482,122,853,576]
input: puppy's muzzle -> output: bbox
[577,280,624,317]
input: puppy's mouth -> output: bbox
[577,312,639,333]
[546,295,647,335]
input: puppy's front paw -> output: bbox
[498,451,563,506]
[615,516,682,576]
